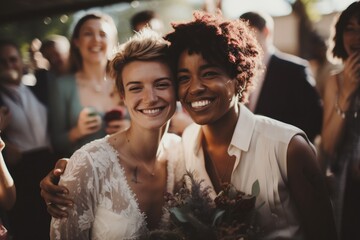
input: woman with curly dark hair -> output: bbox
[165,11,336,240]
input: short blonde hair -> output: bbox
[109,28,170,95]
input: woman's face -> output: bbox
[122,60,176,130]
[74,18,116,64]
[176,51,238,125]
[343,16,360,56]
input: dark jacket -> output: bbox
[254,51,323,142]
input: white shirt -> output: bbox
[181,104,312,239]
[0,83,50,152]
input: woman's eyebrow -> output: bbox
[177,64,217,73]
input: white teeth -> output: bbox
[191,100,211,108]
[90,47,101,52]
[142,108,161,114]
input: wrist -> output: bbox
[335,91,359,119]
[69,127,82,142]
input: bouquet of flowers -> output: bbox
[145,172,263,240]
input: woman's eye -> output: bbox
[203,71,218,78]
[100,31,108,38]
[177,75,189,83]
[83,31,93,36]
[129,86,141,92]
[344,26,358,33]
[156,82,171,89]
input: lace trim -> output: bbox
[102,136,147,222]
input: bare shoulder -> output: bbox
[286,134,323,188]
[287,135,316,160]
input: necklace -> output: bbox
[76,73,109,93]
[125,131,156,183]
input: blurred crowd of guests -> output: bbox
[0,1,358,239]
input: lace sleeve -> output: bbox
[50,149,98,240]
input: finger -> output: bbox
[86,115,102,124]
[40,175,72,198]
[105,120,130,134]
[87,121,101,129]
[40,188,73,207]
[111,119,130,129]
[106,119,129,128]
[105,126,119,135]
[47,203,70,218]
[53,158,69,176]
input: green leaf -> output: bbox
[251,180,260,197]
[169,207,190,223]
[256,201,265,210]
[212,209,225,226]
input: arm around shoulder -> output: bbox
[287,135,337,240]
[50,150,96,240]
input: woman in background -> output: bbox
[321,2,360,239]
[49,12,129,158]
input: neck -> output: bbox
[201,104,239,147]
[126,125,167,162]
[79,63,107,82]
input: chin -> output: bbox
[188,114,211,126]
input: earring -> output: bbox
[236,81,246,98]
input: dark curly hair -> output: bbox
[164,11,262,103]
[329,1,360,62]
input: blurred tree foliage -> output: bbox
[0,14,73,62]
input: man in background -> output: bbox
[0,39,54,240]
[240,11,323,143]
[30,35,70,107]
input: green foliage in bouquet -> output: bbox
[146,171,263,240]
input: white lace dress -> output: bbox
[50,133,184,240]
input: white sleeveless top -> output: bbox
[182,104,313,240]
[50,133,183,240]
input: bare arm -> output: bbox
[287,135,337,240]
[0,139,15,211]
[40,158,73,218]
[321,74,347,157]
[322,54,360,157]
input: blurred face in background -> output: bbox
[74,18,116,66]
[343,15,360,56]
[0,45,23,85]
[41,42,70,75]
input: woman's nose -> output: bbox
[188,77,205,95]
[143,88,158,103]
